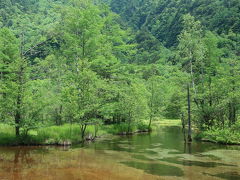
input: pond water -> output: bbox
[0,126,239,180]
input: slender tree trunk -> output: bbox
[208,76,212,107]
[15,66,24,137]
[148,114,153,130]
[190,58,197,96]
[229,102,236,126]
[127,111,131,134]
[56,105,63,125]
[187,84,192,142]
[148,81,154,130]
[15,33,25,137]
[81,124,87,140]
[94,125,98,138]
[229,67,237,126]
[15,95,21,137]
[181,113,186,143]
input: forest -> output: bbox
[0,0,240,146]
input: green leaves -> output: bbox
[0,0,239,140]
[0,28,21,123]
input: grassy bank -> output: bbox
[3,119,239,146]
[0,124,104,146]
[0,119,181,146]
[195,122,240,145]
[152,119,181,127]
[0,122,150,146]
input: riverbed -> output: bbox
[0,126,239,180]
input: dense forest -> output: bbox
[0,0,239,145]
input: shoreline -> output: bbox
[1,120,239,147]
[199,138,240,146]
[0,129,152,147]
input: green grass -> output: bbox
[0,123,107,146]
[103,123,136,134]
[0,124,17,145]
[102,121,152,135]
[195,121,240,145]
[36,124,110,144]
[151,118,181,127]
[37,124,82,144]
[0,123,49,145]
[0,119,181,146]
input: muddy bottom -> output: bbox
[0,126,239,180]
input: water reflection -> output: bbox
[161,157,236,167]
[0,126,239,180]
[84,126,240,179]
[212,172,240,180]
[85,126,239,155]
[122,161,184,177]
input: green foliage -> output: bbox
[106,123,135,134]
[37,124,82,144]
[109,0,240,47]
[136,121,149,131]
[0,0,239,145]
[0,123,105,145]
[199,121,240,144]
[104,121,149,134]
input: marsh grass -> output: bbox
[103,123,136,134]
[0,123,105,145]
[154,119,181,126]
[0,119,181,145]
[0,124,16,145]
[103,121,150,135]
[36,124,107,144]
[197,121,240,145]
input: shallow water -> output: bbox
[0,126,239,180]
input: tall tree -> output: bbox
[178,14,206,141]
[0,28,28,136]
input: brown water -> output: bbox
[0,126,239,180]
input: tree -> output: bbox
[146,75,164,129]
[118,80,149,133]
[56,0,128,139]
[0,28,28,136]
[178,14,206,141]
[62,67,101,139]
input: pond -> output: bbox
[0,126,239,180]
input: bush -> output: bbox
[198,122,240,144]
[136,122,150,131]
[105,123,136,134]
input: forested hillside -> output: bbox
[0,0,239,145]
[109,0,240,47]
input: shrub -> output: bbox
[198,122,240,144]
[105,123,136,134]
[136,122,150,131]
